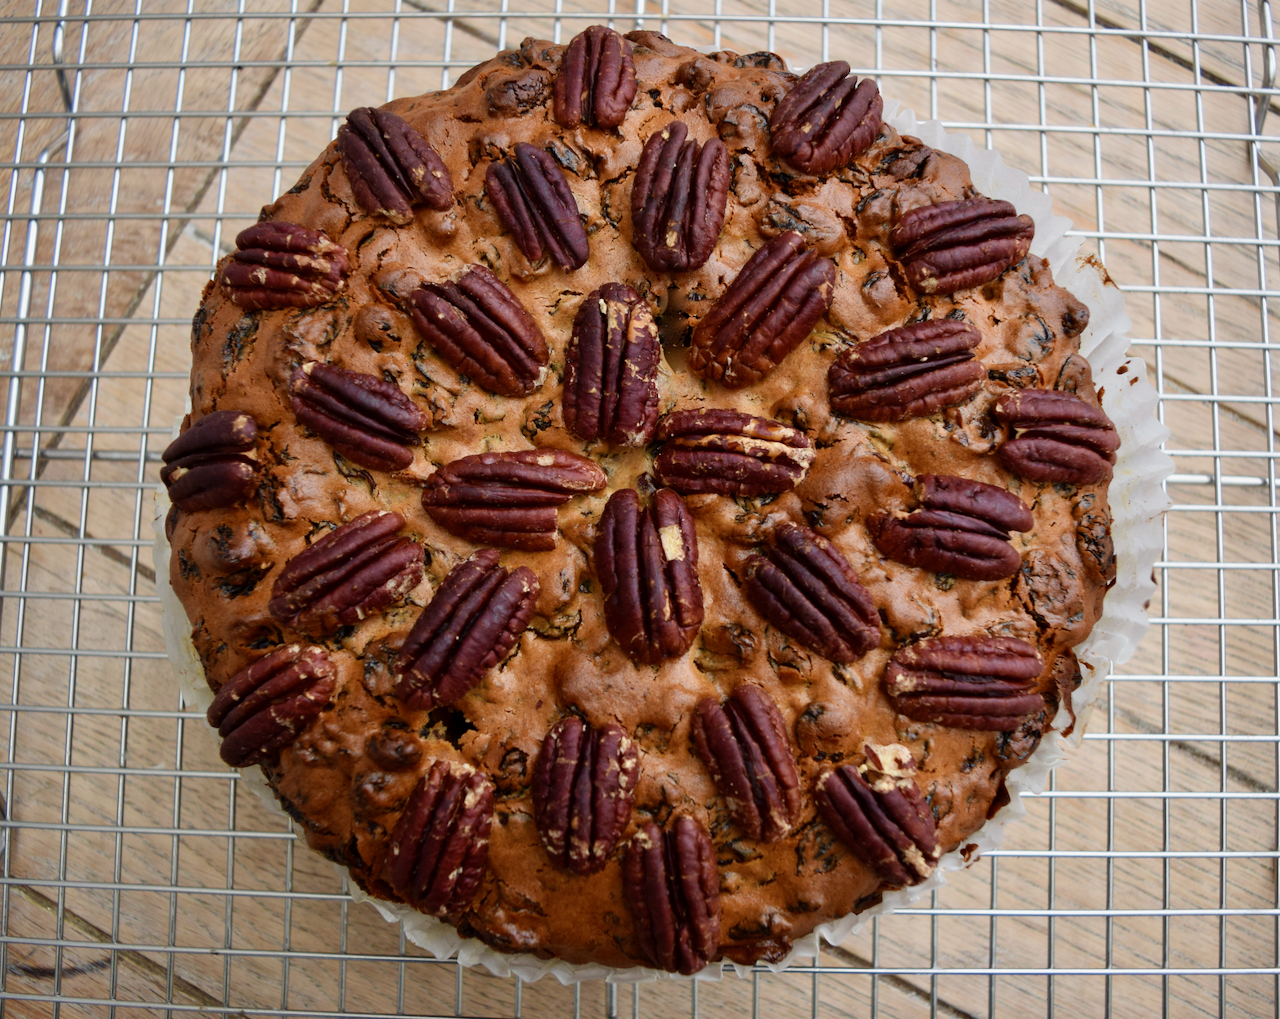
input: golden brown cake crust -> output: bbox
[167,30,1113,969]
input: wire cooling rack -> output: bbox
[0,0,1274,1016]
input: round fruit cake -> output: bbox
[163,27,1118,973]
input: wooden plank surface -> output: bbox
[0,1,1275,1016]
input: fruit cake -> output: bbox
[162,26,1117,973]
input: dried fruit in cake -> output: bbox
[532,716,640,873]
[421,449,607,551]
[993,388,1119,484]
[596,488,703,665]
[691,683,801,841]
[397,548,538,710]
[883,634,1045,730]
[828,319,985,421]
[742,522,880,662]
[814,743,940,887]
[206,644,336,767]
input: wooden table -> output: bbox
[0,1,1273,1015]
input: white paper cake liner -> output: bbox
[152,104,1173,985]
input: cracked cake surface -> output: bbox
[165,27,1116,972]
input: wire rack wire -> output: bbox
[0,0,1274,1015]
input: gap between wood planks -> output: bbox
[9,882,247,1015]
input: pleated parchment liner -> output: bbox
[153,103,1174,984]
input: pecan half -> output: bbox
[206,644,336,767]
[563,283,660,446]
[874,474,1033,581]
[631,120,730,272]
[397,548,538,709]
[596,488,703,665]
[691,683,800,842]
[486,142,590,270]
[552,25,637,129]
[161,410,259,512]
[406,264,550,398]
[219,222,349,310]
[289,362,429,472]
[268,511,423,633]
[622,816,721,974]
[743,522,879,663]
[689,231,835,388]
[891,197,1034,295]
[828,319,984,421]
[814,743,939,887]
[385,759,494,916]
[993,388,1119,485]
[654,408,815,497]
[421,449,607,551]
[884,635,1045,730]
[337,106,453,223]
[768,60,883,175]
[532,716,640,873]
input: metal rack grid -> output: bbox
[0,0,1272,1015]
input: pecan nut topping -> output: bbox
[743,522,879,663]
[421,449,607,551]
[289,361,429,472]
[993,388,1119,485]
[689,231,836,387]
[874,473,1033,581]
[552,25,637,129]
[269,510,423,633]
[563,283,660,446]
[405,264,550,398]
[161,410,259,512]
[486,142,590,270]
[206,644,337,767]
[814,743,940,888]
[622,815,722,974]
[890,197,1035,295]
[654,408,815,496]
[631,120,730,272]
[337,106,453,223]
[596,488,704,664]
[219,222,350,310]
[385,759,495,916]
[691,683,801,842]
[828,319,985,421]
[532,716,640,873]
[884,635,1045,730]
[768,60,883,175]
[397,548,538,710]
